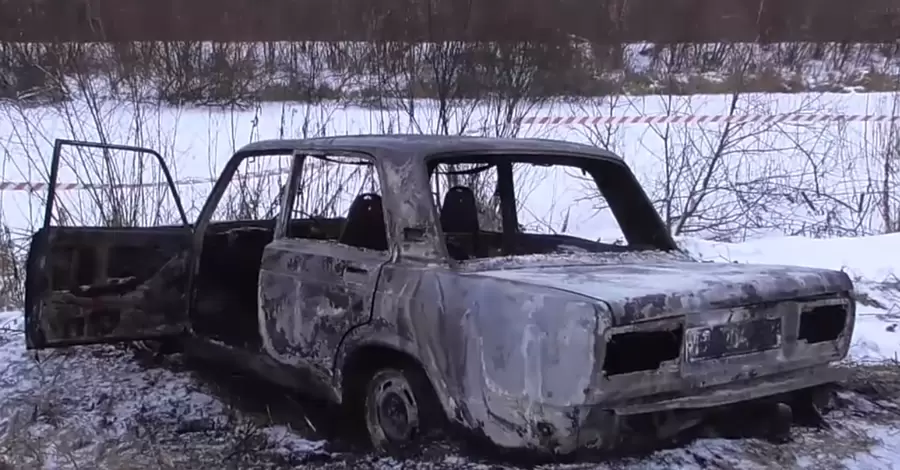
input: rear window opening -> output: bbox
[427,154,677,261]
[798,304,847,344]
[603,326,684,377]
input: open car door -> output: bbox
[24,139,193,349]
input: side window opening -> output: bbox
[287,155,388,252]
[429,155,671,261]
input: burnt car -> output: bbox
[24,135,855,455]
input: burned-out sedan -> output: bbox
[25,135,855,455]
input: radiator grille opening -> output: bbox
[798,304,847,344]
[603,326,683,376]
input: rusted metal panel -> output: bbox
[37,252,190,346]
[257,239,389,379]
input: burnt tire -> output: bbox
[362,367,440,453]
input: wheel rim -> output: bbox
[371,372,419,443]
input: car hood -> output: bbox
[472,260,854,326]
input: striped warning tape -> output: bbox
[517,113,900,125]
[0,168,289,192]
[0,177,212,192]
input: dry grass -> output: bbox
[842,360,900,405]
[0,221,21,312]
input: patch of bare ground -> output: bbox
[839,361,900,422]
[0,339,327,469]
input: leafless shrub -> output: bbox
[0,219,22,310]
[871,97,900,233]
[2,41,898,105]
[819,93,900,236]
[476,42,564,137]
[3,92,185,228]
[573,56,872,242]
[0,43,71,103]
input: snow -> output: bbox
[0,310,328,468]
[681,234,900,283]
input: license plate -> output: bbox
[687,318,782,361]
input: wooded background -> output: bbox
[2,0,899,43]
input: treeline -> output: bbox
[2,41,898,105]
[1,0,900,43]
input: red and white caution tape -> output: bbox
[0,177,215,192]
[0,182,72,192]
[518,113,900,125]
[0,169,289,192]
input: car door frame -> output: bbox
[185,147,295,329]
[257,149,393,380]
[25,139,191,349]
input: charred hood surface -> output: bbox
[470,256,854,326]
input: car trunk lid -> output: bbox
[472,260,854,326]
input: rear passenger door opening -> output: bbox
[427,153,676,261]
[25,139,192,349]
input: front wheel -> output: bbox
[363,367,438,452]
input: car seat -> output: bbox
[339,193,388,251]
[440,186,481,258]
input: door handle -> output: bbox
[344,265,368,275]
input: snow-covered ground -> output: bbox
[0,311,328,469]
[2,232,899,469]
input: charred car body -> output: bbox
[25,136,855,455]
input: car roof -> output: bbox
[234,134,624,164]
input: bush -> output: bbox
[0,222,22,311]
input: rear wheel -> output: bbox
[363,367,439,452]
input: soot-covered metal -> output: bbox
[27,135,857,456]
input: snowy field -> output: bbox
[1,91,899,239]
[1,91,900,468]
